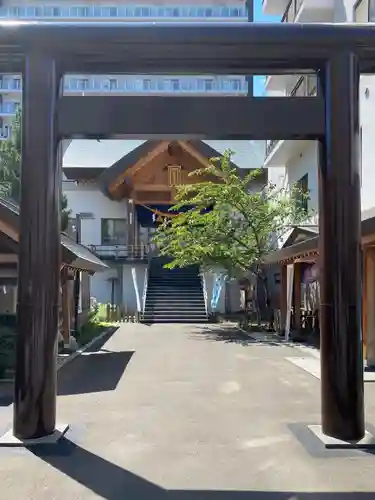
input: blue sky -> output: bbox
[253,0,280,96]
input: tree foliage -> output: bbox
[0,110,71,231]
[153,149,311,280]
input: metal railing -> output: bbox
[89,243,150,260]
[282,0,302,23]
[141,267,149,315]
[265,74,317,159]
[201,271,209,315]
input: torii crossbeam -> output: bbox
[3,21,374,444]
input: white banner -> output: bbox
[131,267,141,312]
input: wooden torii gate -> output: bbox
[0,21,374,444]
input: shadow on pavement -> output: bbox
[58,350,134,396]
[0,327,120,405]
[190,325,284,347]
[31,438,375,500]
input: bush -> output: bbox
[75,312,106,347]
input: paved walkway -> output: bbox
[1,323,375,499]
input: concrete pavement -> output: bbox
[0,322,375,499]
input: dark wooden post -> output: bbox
[280,264,287,333]
[318,53,364,441]
[365,247,375,368]
[14,54,61,440]
[61,269,71,345]
[293,263,301,333]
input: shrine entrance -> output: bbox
[1,21,374,444]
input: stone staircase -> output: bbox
[142,258,208,324]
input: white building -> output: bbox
[263,0,375,244]
[0,0,252,140]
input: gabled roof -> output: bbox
[0,197,107,274]
[264,208,375,266]
[97,140,159,197]
[96,139,267,199]
[282,226,318,249]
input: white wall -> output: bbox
[122,263,148,313]
[269,77,375,216]
[360,76,375,211]
[90,267,118,304]
[285,141,319,213]
[63,182,128,246]
[203,267,240,314]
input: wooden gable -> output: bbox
[109,140,221,204]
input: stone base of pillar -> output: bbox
[307,425,375,450]
[0,423,69,447]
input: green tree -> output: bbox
[0,110,71,231]
[153,149,310,307]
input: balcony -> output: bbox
[89,244,150,262]
[0,103,18,116]
[282,0,334,23]
[264,75,316,167]
[0,79,22,93]
[0,5,248,21]
[63,75,248,96]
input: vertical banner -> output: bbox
[131,267,141,312]
[285,264,295,341]
[211,273,227,312]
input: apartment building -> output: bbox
[263,0,375,235]
[0,0,253,140]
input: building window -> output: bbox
[170,79,180,91]
[204,79,214,91]
[13,78,21,90]
[74,78,89,90]
[354,0,369,22]
[370,0,375,20]
[109,78,117,90]
[295,174,309,213]
[142,79,152,91]
[101,219,127,245]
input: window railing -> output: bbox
[287,75,317,97]
[282,0,302,23]
[265,139,279,158]
[0,5,248,20]
[90,244,150,260]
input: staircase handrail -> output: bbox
[142,266,149,315]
